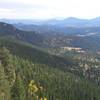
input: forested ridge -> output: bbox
[0,47,100,100]
[0,22,100,100]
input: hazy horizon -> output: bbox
[1,16,100,20]
[0,0,100,19]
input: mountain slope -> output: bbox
[0,22,100,84]
[0,37,100,85]
[0,37,77,71]
[0,47,100,100]
[1,22,100,52]
[0,22,44,46]
[0,21,100,99]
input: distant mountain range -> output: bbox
[1,17,100,27]
[0,20,100,99]
[1,22,100,52]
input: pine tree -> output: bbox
[0,63,11,100]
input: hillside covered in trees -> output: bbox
[0,47,100,100]
[0,22,100,100]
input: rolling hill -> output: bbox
[0,22,44,46]
[0,47,100,100]
[0,22,100,100]
[1,22,100,52]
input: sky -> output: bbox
[0,0,100,19]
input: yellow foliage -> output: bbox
[30,80,35,84]
[32,85,38,92]
[44,97,47,100]
[28,80,47,100]
[40,97,47,100]
[40,97,43,100]
[28,80,38,94]
[29,83,32,87]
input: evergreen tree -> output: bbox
[0,62,11,100]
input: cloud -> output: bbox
[0,8,13,19]
[0,1,48,10]
[0,0,100,19]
